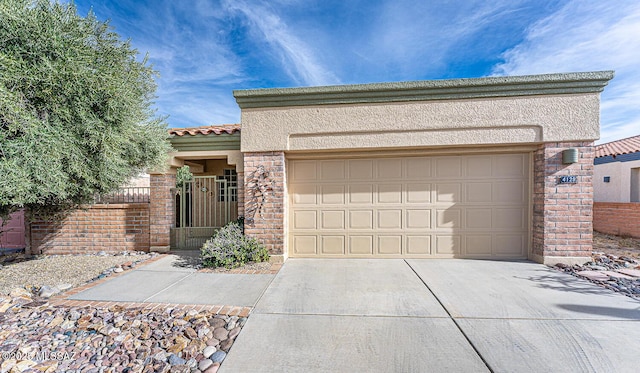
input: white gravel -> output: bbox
[0,254,151,295]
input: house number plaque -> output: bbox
[558,175,577,184]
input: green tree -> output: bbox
[0,0,171,221]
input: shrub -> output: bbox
[200,222,269,268]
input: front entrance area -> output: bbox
[288,153,530,258]
[171,174,238,250]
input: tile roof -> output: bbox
[595,134,640,158]
[168,124,240,136]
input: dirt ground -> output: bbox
[593,231,640,259]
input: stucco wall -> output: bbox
[594,159,640,202]
[240,94,600,152]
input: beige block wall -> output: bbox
[240,94,600,153]
[594,159,640,202]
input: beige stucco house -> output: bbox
[143,71,614,266]
[31,71,615,264]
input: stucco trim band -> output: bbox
[234,71,614,108]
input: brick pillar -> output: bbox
[532,142,594,265]
[243,152,286,262]
[237,171,245,218]
[149,172,176,252]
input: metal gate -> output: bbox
[170,175,238,250]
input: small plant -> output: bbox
[200,221,269,268]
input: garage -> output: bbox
[288,152,530,258]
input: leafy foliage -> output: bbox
[175,165,193,188]
[0,0,170,220]
[200,222,269,269]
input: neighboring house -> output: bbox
[31,71,615,265]
[594,135,640,202]
[593,135,640,238]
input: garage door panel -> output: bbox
[466,156,493,178]
[349,236,374,255]
[321,211,345,229]
[320,185,345,204]
[289,154,529,259]
[493,208,525,229]
[466,183,493,203]
[406,157,432,179]
[377,159,403,179]
[435,235,460,255]
[436,183,462,203]
[494,154,526,177]
[406,183,431,203]
[349,185,373,204]
[466,209,492,229]
[377,184,402,203]
[406,236,431,255]
[378,236,402,255]
[494,235,526,256]
[435,157,462,178]
[349,160,373,179]
[436,209,461,229]
[349,210,374,229]
[292,160,317,180]
[293,211,317,230]
[321,236,345,255]
[293,184,317,204]
[320,160,345,180]
[465,235,492,256]
[494,181,525,203]
[406,209,431,229]
[378,210,402,229]
[293,236,317,255]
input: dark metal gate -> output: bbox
[170,176,238,250]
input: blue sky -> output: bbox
[72,0,640,144]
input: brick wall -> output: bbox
[30,204,150,255]
[532,142,594,262]
[243,152,286,260]
[593,202,640,238]
[149,173,176,251]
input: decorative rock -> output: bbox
[228,326,241,340]
[210,350,227,364]
[209,318,226,329]
[219,338,234,352]
[57,283,73,291]
[10,287,32,297]
[212,327,228,341]
[198,358,214,371]
[39,285,61,298]
[204,363,220,373]
[203,345,216,358]
[206,338,220,347]
[168,354,187,365]
[113,267,124,273]
[575,271,609,281]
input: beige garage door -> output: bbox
[288,153,530,258]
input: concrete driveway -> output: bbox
[221,259,640,373]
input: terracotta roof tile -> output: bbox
[168,124,240,136]
[595,134,640,158]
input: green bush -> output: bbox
[200,222,269,268]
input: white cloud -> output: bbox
[222,0,340,86]
[492,1,640,144]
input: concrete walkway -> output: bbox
[69,254,275,307]
[221,259,640,373]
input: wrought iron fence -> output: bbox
[95,187,150,204]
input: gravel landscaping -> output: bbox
[0,295,243,373]
[551,232,640,300]
[0,252,152,297]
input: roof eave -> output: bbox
[233,71,615,109]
